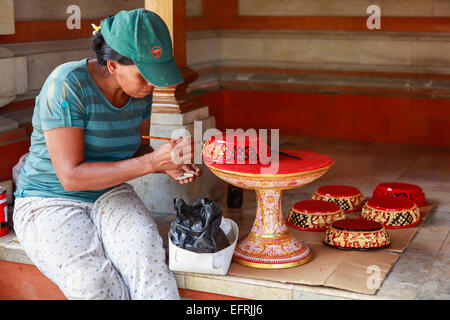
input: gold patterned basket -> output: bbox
[287,200,345,231]
[361,196,422,229]
[312,185,365,213]
[323,218,390,250]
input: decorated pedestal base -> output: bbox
[233,190,312,268]
[205,149,333,269]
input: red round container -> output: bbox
[0,187,9,237]
[372,182,426,207]
[332,218,382,231]
[323,218,390,250]
[362,196,422,229]
[287,200,345,231]
[312,185,365,213]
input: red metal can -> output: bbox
[0,187,8,237]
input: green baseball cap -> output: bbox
[100,8,184,88]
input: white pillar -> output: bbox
[0,0,15,35]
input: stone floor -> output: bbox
[1,134,449,299]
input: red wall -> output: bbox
[0,139,30,182]
[197,89,450,147]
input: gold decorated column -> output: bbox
[145,0,202,113]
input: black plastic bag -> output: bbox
[170,198,229,253]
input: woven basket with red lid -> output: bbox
[323,218,390,250]
[287,200,345,231]
[312,185,365,213]
[361,196,422,229]
[372,182,426,207]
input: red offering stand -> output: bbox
[312,185,365,213]
[204,144,334,269]
[323,218,391,250]
[361,196,422,229]
[372,182,426,207]
[287,200,345,231]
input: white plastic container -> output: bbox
[168,218,239,275]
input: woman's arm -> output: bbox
[44,126,195,192]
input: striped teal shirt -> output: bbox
[15,58,152,203]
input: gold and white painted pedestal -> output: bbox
[205,149,334,269]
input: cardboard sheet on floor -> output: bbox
[227,243,399,295]
[227,203,434,295]
[383,203,434,253]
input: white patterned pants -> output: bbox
[13,183,180,300]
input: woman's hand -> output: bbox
[144,136,203,183]
[164,164,202,184]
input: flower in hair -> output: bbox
[91,23,101,35]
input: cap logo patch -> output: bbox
[151,46,162,59]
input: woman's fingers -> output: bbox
[170,136,195,164]
[172,163,201,184]
[192,164,202,176]
[176,176,194,184]
[181,164,194,173]
[178,176,194,184]
[158,136,200,175]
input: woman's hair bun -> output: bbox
[90,31,108,65]
[90,15,134,67]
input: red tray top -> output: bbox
[293,200,341,213]
[206,149,334,176]
[367,196,415,211]
[332,218,382,231]
[316,185,361,197]
[375,182,423,192]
